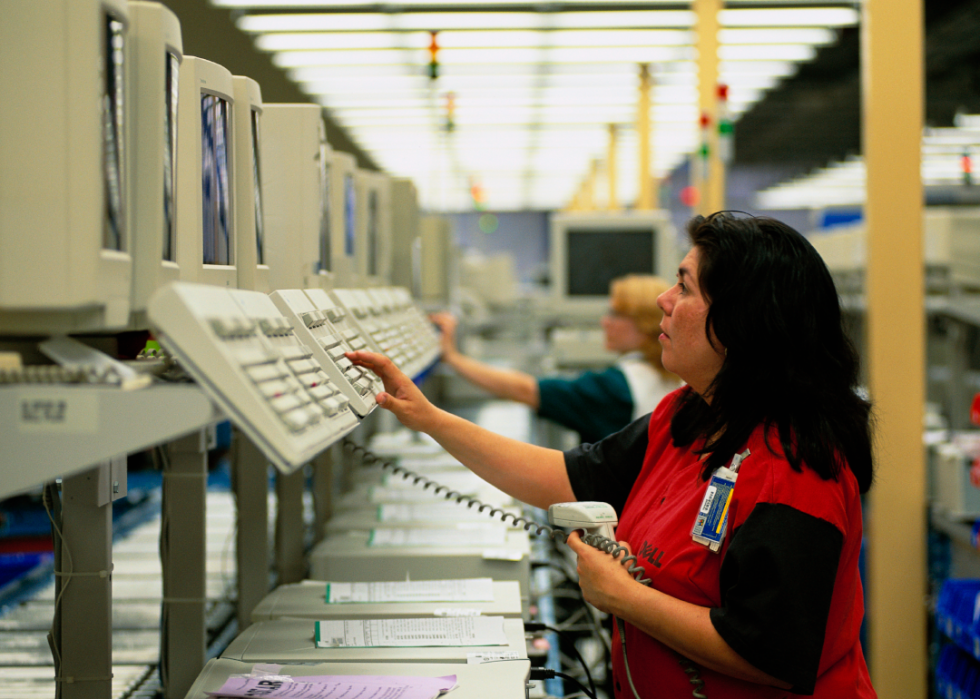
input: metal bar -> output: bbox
[232,429,270,628]
[161,430,208,699]
[58,465,113,699]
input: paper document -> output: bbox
[467,651,525,664]
[368,487,466,503]
[397,455,465,470]
[326,579,495,604]
[382,472,480,489]
[207,672,457,699]
[368,527,506,547]
[378,504,494,523]
[315,616,508,648]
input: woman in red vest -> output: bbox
[349,212,876,698]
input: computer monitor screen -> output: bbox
[104,14,126,252]
[251,108,265,266]
[565,228,655,296]
[201,93,232,266]
[367,188,379,276]
[318,143,331,273]
[163,50,179,262]
[344,173,356,259]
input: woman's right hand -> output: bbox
[345,350,440,433]
[428,312,459,358]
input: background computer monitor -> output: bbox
[389,178,420,293]
[260,104,332,292]
[329,151,358,288]
[0,0,132,334]
[354,169,393,286]
[127,0,182,329]
[549,211,678,321]
[232,76,270,292]
[175,56,237,288]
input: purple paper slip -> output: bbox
[207,673,457,699]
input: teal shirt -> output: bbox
[536,366,633,443]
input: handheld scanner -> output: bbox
[548,501,617,541]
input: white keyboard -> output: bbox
[269,288,380,417]
[380,287,441,376]
[331,288,440,380]
[147,282,359,473]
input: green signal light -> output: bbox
[479,213,498,234]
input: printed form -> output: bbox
[326,579,495,604]
[367,527,506,547]
[314,616,508,648]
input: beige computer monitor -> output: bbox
[0,0,132,334]
[127,0,182,329]
[175,56,237,289]
[260,104,333,292]
[231,76,270,292]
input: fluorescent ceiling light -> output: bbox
[274,46,694,68]
[718,45,816,61]
[719,60,798,76]
[719,8,860,27]
[434,29,692,49]
[289,65,646,85]
[219,0,692,5]
[258,28,695,52]
[554,11,695,29]
[238,10,697,32]
[718,27,836,45]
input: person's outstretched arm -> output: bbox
[430,312,540,408]
[347,350,574,510]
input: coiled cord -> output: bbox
[343,438,709,698]
[343,438,648,588]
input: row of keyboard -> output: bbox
[147,282,441,473]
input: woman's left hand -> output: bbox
[565,531,640,615]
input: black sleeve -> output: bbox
[562,415,650,517]
[709,503,844,695]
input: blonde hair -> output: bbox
[609,275,671,377]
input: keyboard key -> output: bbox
[320,397,342,416]
[245,363,287,383]
[257,379,292,399]
[288,358,319,375]
[280,407,312,432]
[269,393,303,414]
[309,384,335,400]
[283,344,314,360]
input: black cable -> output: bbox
[524,622,596,699]
[529,668,597,699]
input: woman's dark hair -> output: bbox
[671,212,874,493]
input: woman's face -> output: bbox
[600,310,646,354]
[656,247,726,395]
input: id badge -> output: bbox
[692,449,750,553]
[692,467,736,552]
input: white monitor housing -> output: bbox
[175,56,237,288]
[418,215,456,305]
[0,0,132,334]
[354,169,392,286]
[329,151,358,288]
[260,104,332,292]
[549,210,678,321]
[232,76,270,292]
[126,0,182,329]
[389,177,419,292]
